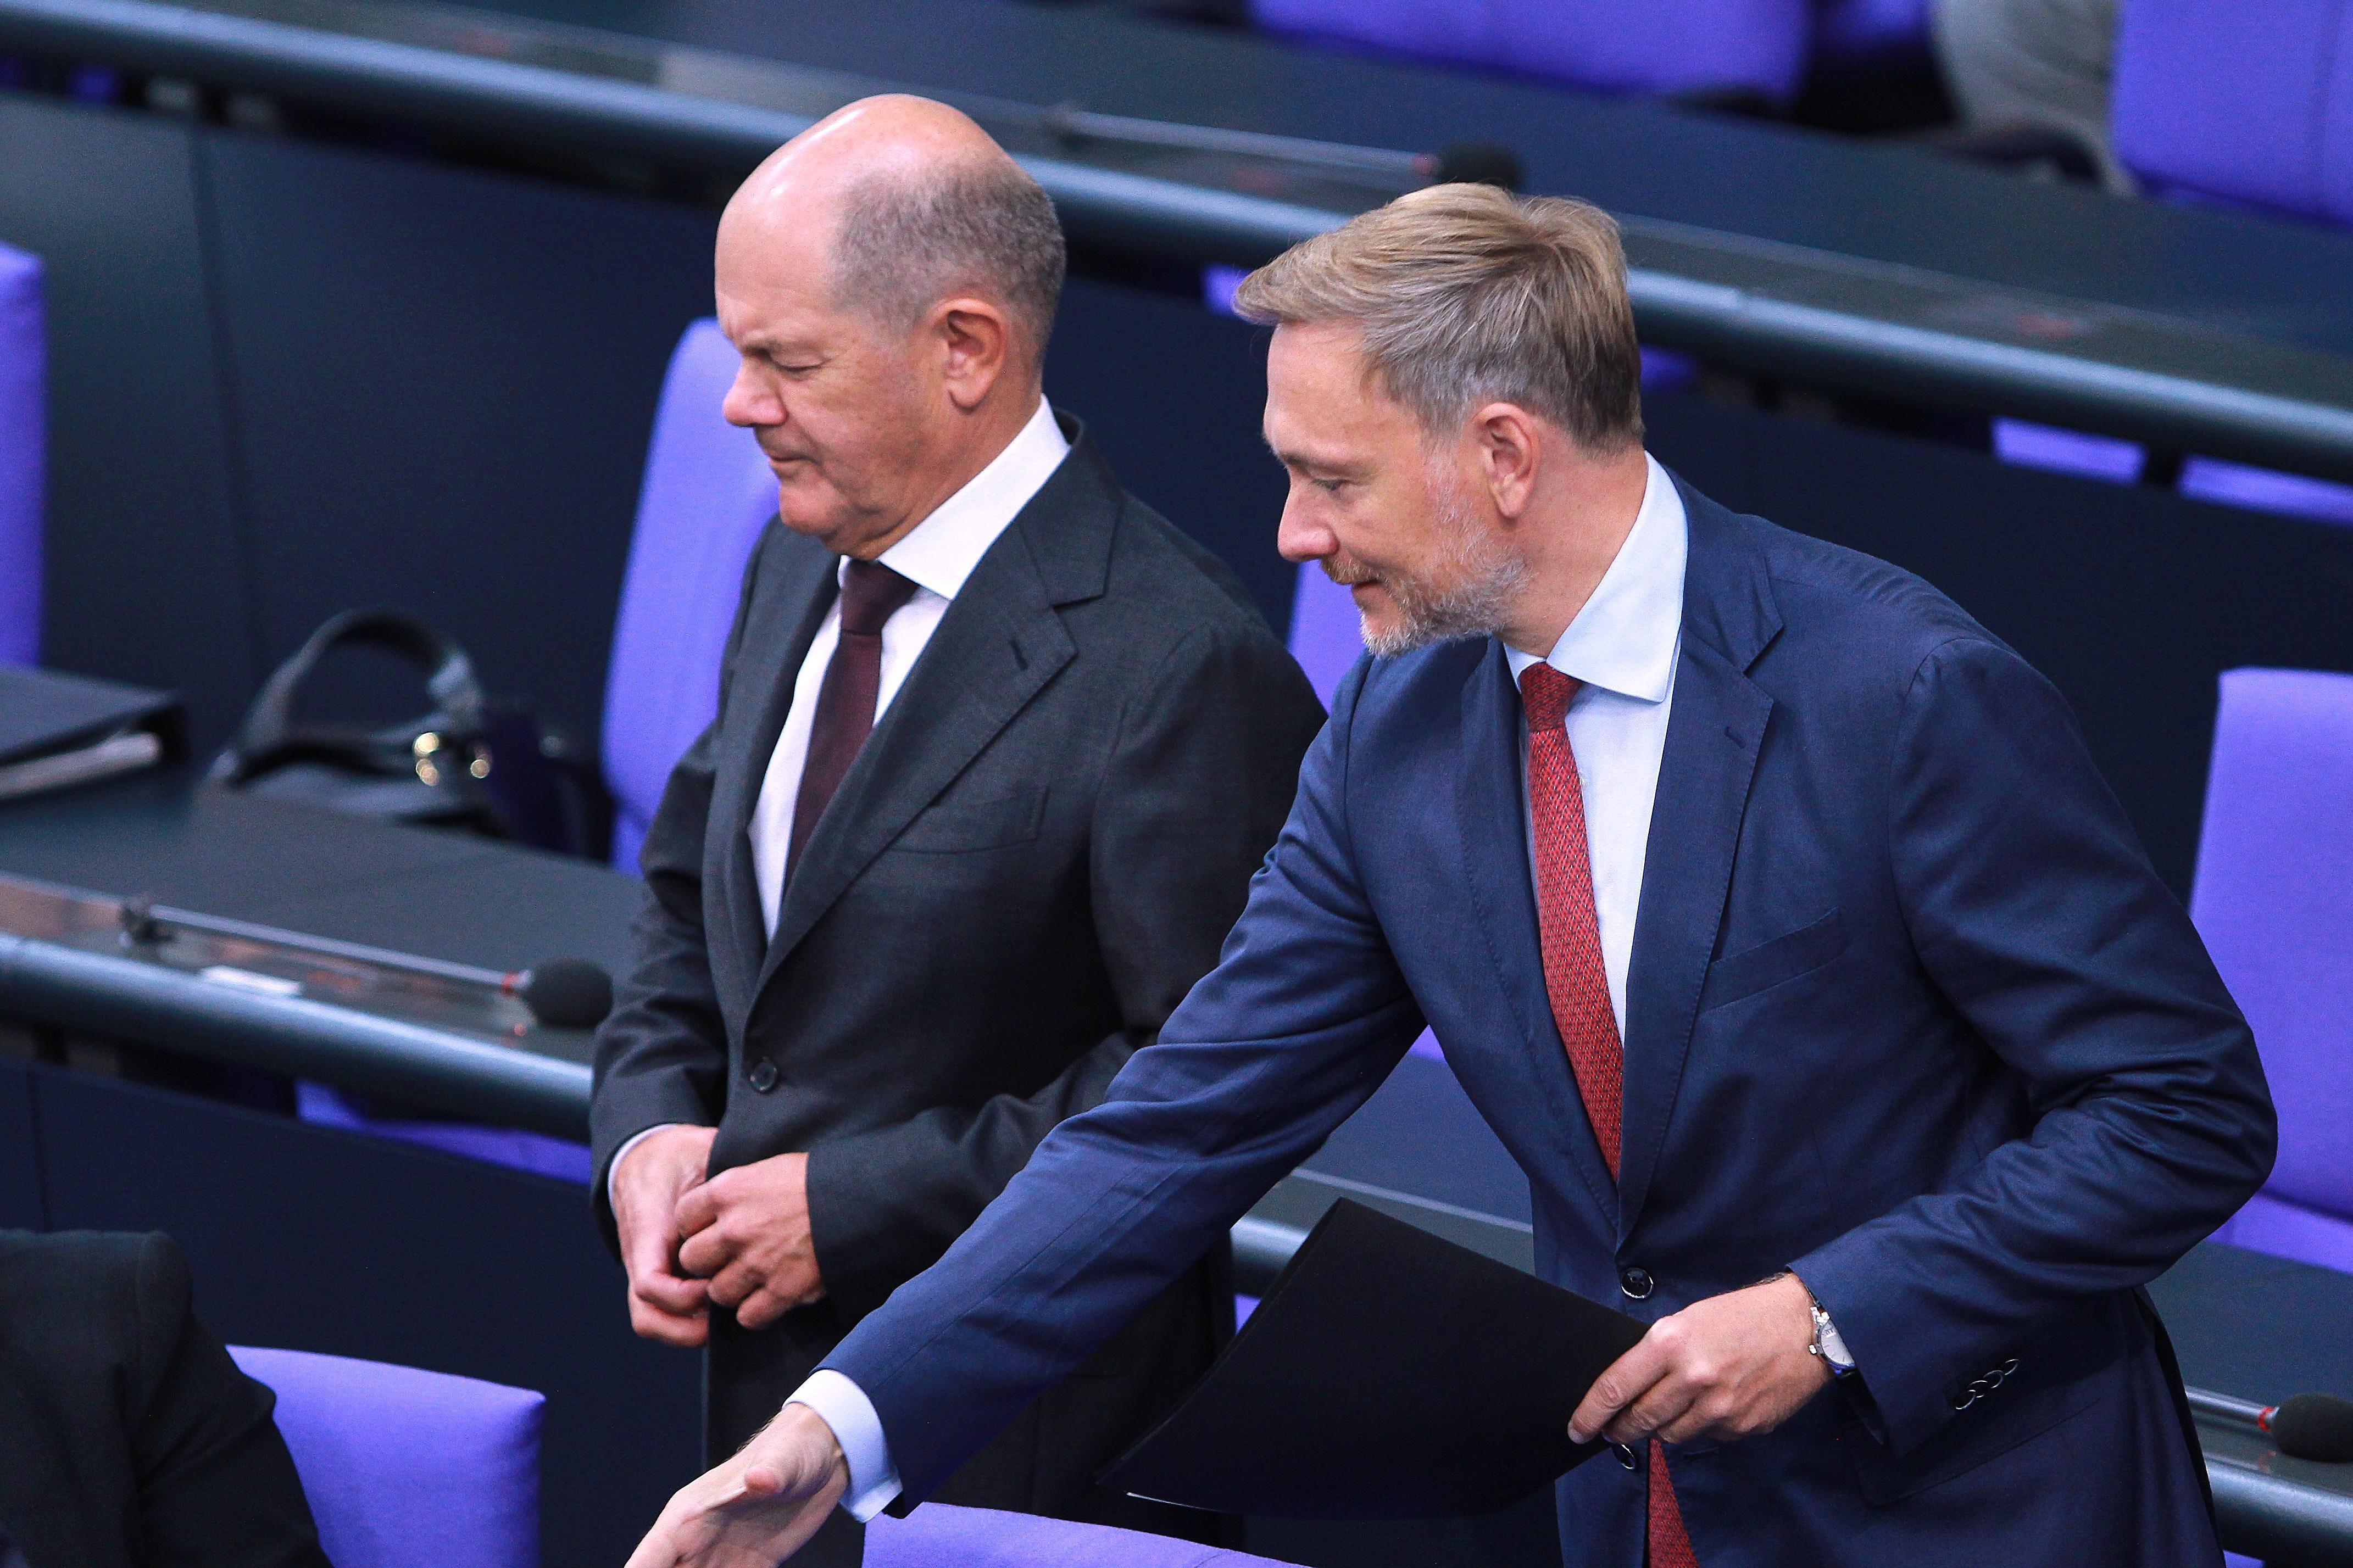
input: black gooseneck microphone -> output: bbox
[512,958,615,1031]
[2260,1392,2353,1464]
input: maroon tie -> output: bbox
[788,559,919,880]
[1520,662,1700,1568]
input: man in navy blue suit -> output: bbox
[627,185,2273,1566]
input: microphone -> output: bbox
[2259,1393,2353,1464]
[506,958,614,1031]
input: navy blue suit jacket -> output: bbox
[827,478,2274,1565]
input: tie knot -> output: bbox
[839,559,918,637]
[1518,662,1579,731]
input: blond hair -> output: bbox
[1232,183,1643,451]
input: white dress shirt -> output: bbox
[1503,451,1686,1038]
[609,401,1067,1520]
[791,455,1857,1519]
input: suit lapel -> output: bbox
[1452,639,1621,1228]
[1615,479,1781,1234]
[749,425,1114,1002]
[709,539,835,1031]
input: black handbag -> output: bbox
[208,608,608,856]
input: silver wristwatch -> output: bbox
[1807,1294,1857,1379]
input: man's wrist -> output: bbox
[786,1369,903,1520]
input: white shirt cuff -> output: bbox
[605,1123,680,1208]
[787,1369,903,1521]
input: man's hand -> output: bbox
[676,1151,822,1331]
[625,1402,849,1568]
[614,1125,719,1347]
[1569,1273,1831,1447]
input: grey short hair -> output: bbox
[1232,183,1643,451]
[832,161,1067,363]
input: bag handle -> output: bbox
[214,609,489,784]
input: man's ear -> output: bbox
[1472,402,1542,518]
[934,295,1012,411]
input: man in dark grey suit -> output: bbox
[589,96,1323,1561]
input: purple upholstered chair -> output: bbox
[0,240,43,667]
[1251,0,1813,103]
[869,1503,1303,1567]
[2112,0,2353,228]
[603,317,776,871]
[2191,668,2353,1275]
[227,1345,542,1568]
[1287,565,1447,1073]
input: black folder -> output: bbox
[0,665,183,802]
[1100,1198,1648,1518]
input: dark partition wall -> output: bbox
[0,93,259,741]
[0,1054,42,1229]
[199,131,719,743]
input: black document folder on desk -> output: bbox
[1102,1199,1648,1518]
[0,666,182,803]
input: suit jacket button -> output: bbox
[1614,1443,1640,1470]
[747,1059,780,1093]
[1620,1266,1655,1300]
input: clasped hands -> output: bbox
[613,1125,825,1347]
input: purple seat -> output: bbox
[295,1080,592,1184]
[227,1345,541,1568]
[602,318,777,870]
[1287,566,1444,1074]
[2112,0,2353,227]
[0,240,43,666]
[1251,0,1813,103]
[2190,668,2353,1275]
[1990,419,2353,529]
[868,1503,1303,1567]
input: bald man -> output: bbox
[589,98,1325,1563]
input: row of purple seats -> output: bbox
[1249,0,1929,103]
[1996,0,2353,522]
[0,239,42,666]
[233,1343,1302,1568]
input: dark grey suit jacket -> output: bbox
[589,419,1325,1531]
[0,1231,328,1568]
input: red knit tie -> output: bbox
[1520,662,1700,1568]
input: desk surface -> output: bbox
[0,768,646,975]
[468,0,2353,357]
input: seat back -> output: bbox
[1286,560,1365,711]
[1250,0,1812,103]
[868,1502,1304,1566]
[2190,668,2353,1263]
[602,319,777,868]
[2112,0,2353,226]
[228,1345,542,1568]
[0,241,42,666]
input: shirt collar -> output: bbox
[1503,452,1687,704]
[863,398,1070,601]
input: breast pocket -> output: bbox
[1698,907,1847,1013]
[891,787,1045,854]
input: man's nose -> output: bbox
[1275,499,1335,566]
[720,362,777,430]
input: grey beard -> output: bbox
[1354,496,1528,657]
